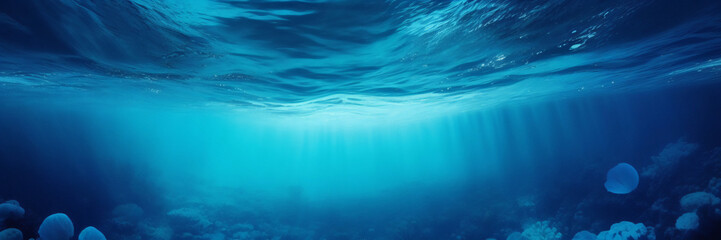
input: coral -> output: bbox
[708,177,721,196]
[649,198,670,214]
[229,223,254,232]
[675,212,699,230]
[112,203,144,222]
[571,231,596,240]
[167,207,212,235]
[596,221,654,240]
[642,139,698,178]
[138,222,174,240]
[505,222,562,240]
[605,163,639,194]
[517,196,536,208]
[79,227,106,240]
[506,232,522,240]
[198,232,225,240]
[680,192,720,211]
[0,228,22,240]
[520,221,561,240]
[39,213,74,240]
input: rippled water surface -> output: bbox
[2,1,721,240]
[2,0,719,116]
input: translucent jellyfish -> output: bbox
[0,201,25,221]
[675,212,699,230]
[39,213,74,240]
[572,231,597,240]
[604,163,639,194]
[680,191,720,211]
[79,227,106,240]
[0,228,23,240]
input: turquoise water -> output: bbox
[1,1,721,240]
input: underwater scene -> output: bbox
[1,0,721,240]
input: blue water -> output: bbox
[1,0,721,239]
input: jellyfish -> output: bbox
[572,231,597,240]
[604,163,639,194]
[675,212,699,230]
[0,200,25,221]
[79,227,106,240]
[0,228,23,240]
[680,191,720,211]
[39,213,74,240]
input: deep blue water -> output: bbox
[1,0,721,240]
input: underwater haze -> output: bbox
[1,0,721,239]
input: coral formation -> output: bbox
[2,138,720,240]
[596,221,654,240]
[506,232,522,240]
[112,203,144,222]
[520,221,561,240]
[167,207,213,232]
[642,139,698,177]
[708,177,721,196]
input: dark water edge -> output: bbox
[1,82,721,240]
